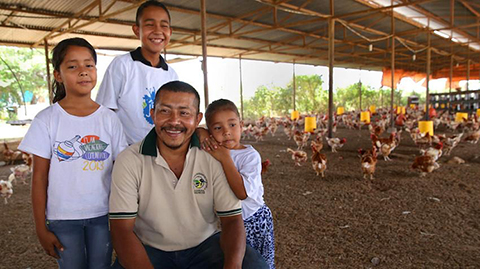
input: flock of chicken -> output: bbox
[1,108,479,203]
[243,107,480,179]
[1,142,32,204]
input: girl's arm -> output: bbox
[32,155,64,258]
[203,138,247,200]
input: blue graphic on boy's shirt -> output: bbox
[53,135,110,162]
[142,87,156,125]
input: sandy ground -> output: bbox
[1,124,480,268]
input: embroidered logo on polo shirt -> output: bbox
[193,173,207,194]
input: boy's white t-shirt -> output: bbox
[95,51,179,145]
[18,103,128,220]
[229,145,265,220]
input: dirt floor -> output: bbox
[1,123,480,268]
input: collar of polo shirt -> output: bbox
[130,47,169,70]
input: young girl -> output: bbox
[18,38,127,268]
[201,99,275,269]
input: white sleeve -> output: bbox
[96,56,127,110]
[110,113,128,160]
[17,115,52,159]
[236,150,263,197]
[171,65,179,80]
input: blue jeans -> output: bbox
[112,232,268,269]
[47,214,112,269]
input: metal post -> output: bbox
[239,55,244,120]
[390,0,395,128]
[426,20,431,120]
[293,60,296,111]
[44,38,53,105]
[200,0,209,110]
[359,79,362,111]
[328,16,334,138]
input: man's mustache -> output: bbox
[161,125,187,132]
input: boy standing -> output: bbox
[96,1,178,145]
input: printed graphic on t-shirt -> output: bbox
[142,87,156,125]
[53,135,110,171]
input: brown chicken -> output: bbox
[287,148,308,166]
[3,142,22,165]
[411,155,439,177]
[463,129,480,144]
[358,147,377,180]
[327,137,347,153]
[310,137,323,152]
[311,145,327,178]
[371,133,397,161]
[293,130,308,150]
[261,159,271,175]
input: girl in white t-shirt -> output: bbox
[18,38,127,269]
[200,99,276,269]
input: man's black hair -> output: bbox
[154,81,200,113]
[136,0,171,25]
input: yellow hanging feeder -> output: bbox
[418,120,434,136]
[291,110,299,120]
[336,107,345,115]
[304,117,316,133]
[455,112,468,123]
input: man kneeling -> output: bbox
[109,81,268,269]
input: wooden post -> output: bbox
[44,38,53,104]
[200,0,209,110]
[466,58,470,91]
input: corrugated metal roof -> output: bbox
[0,0,478,73]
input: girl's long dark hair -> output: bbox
[51,38,97,103]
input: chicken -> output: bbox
[9,164,31,185]
[283,123,295,140]
[311,145,327,178]
[242,124,254,140]
[368,122,385,137]
[441,133,463,156]
[410,130,433,149]
[267,121,278,136]
[463,129,480,144]
[0,177,14,204]
[371,133,397,161]
[411,155,440,177]
[21,151,33,170]
[358,147,377,180]
[261,159,271,175]
[293,130,304,150]
[310,137,323,152]
[3,141,22,165]
[287,148,308,166]
[253,126,269,142]
[327,137,347,153]
[420,142,443,161]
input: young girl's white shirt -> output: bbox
[18,103,128,220]
[229,145,265,220]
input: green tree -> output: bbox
[0,46,49,119]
